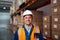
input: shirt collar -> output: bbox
[24,24,32,33]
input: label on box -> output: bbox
[44,17,47,21]
[53,0,57,4]
[44,25,47,28]
[54,8,57,12]
[43,37,47,39]
[45,31,48,35]
[54,18,58,22]
[54,35,58,39]
[54,24,57,29]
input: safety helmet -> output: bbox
[23,10,33,17]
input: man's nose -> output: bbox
[27,18,30,21]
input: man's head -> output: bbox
[23,10,33,25]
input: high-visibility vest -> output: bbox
[18,25,40,40]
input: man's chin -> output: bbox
[26,23,31,25]
[27,24,30,25]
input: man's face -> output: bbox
[23,15,33,25]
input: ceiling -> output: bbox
[16,0,50,14]
[0,1,13,7]
[26,0,50,10]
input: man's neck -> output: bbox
[25,24,32,30]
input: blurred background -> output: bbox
[0,0,60,40]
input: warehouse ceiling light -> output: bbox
[3,7,6,9]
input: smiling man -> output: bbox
[14,10,44,40]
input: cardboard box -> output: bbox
[52,23,60,33]
[43,30,51,37]
[31,10,43,31]
[52,15,60,23]
[51,0,60,7]
[52,31,60,40]
[43,23,51,30]
[43,16,51,23]
[52,6,60,15]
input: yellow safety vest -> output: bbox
[18,25,40,40]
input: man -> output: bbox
[14,10,44,40]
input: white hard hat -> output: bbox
[23,10,33,17]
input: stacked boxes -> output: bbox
[51,6,60,15]
[16,15,23,28]
[31,10,43,30]
[52,15,60,40]
[51,0,60,40]
[52,32,60,40]
[10,14,23,33]
[43,16,52,38]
